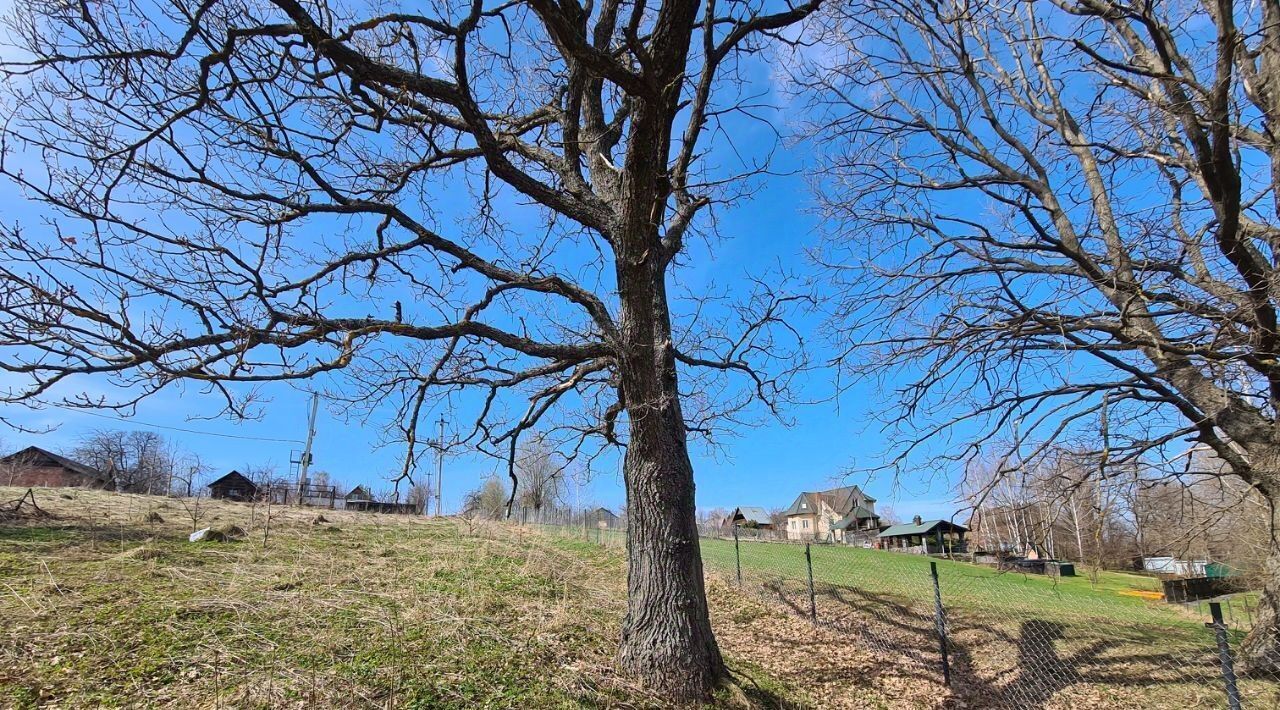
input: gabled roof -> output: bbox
[207,470,257,489]
[732,506,773,526]
[1,445,108,483]
[346,485,373,500]
[878,519,968,538]
[782,485,874,517]
[593,507,618,518]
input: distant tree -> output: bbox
[73,430,172,494]
[701,508,731,530]
[375,487,400,504]
[515,438,566,515]
[406,481,434,515]
[463,476,509,521]
[168,452,213,498]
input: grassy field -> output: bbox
[701,539,1186,623]
[0,487,960,709]
[694,536,1280,709]
[6,489,1280,709]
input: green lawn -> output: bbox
[702,539,1180,619]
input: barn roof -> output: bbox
[732,506,772,526]
[207,470,257,490]
[877,519,968,538]
[346,485,373,500]
[0,445,108,483]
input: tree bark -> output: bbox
[1241,490,1280,675]
[613,224,726,700]
[617,393,725,699]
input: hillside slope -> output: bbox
[0,487,942,709]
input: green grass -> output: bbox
[699,538,1215,641]
[694,536,1280,709]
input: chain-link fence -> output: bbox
[524,511,1280,709]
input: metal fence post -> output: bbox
[930,561,952,686]
[734,526,742,585]
[1208,602,1243,710]
[805,542,817,624]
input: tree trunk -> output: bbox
[613,236,726,699]
[1241,499,1280,675]
[617,399,725,699]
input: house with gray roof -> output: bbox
[781,485,880,542]
[727,506,774,529]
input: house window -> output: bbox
[803,520,809,529]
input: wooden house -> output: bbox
[344,485,417,514]
[207,470,259,502]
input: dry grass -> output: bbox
[0,487,979,709]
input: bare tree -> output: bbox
[73,430,174,494]
[811,0,1280,670]
[168,451,213,498]
[405,480,433,515]
[0,0,818,692]
[515,437,566,515]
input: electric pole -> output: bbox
[296,392,319,505]
[435,415,446,517]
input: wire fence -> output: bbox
[520,511,1280,709]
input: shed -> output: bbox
[877,517,968,554]
[0,446,109,489]
[207,471,259,502]
[589,507,620,528]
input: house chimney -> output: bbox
[912,515,923,526]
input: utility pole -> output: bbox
[435,415,446,517]
[296,393,319,506]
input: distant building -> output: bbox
[344,485,374,510]
[588,507,620,528]
[782,485,880,541]
[0,446,110,489]
[727,506,774,529]
[877,516,968,554]
[1142,556,1209,577]
[207,471,259,502]
[344,485,417,514]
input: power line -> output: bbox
[41,403,305,444]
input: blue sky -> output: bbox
[0,167,961,519]
[0,0,965,521]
